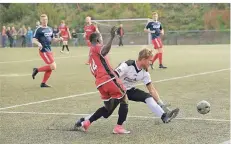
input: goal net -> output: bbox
[92,18,152,45]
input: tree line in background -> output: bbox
[0,3,230,32]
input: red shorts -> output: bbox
[86,39,91,47]
[61,35,69,41]
[39,51,54,64]
[152,37,163,49]
[98,78,126,101]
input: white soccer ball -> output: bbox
[197,100,210,115]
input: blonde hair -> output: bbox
[138,48,153,60]
[152,12,158,15]
[40,14,48,18]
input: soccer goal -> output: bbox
[92,18,152,45]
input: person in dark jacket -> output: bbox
[117,24,124,46]
[6,27,13,47]
[71,29,78,47]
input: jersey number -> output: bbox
[90,59,97,73]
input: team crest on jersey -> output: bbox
[152,24,160,29]
[124,77,136,82]
[44,32,53,37]
[117,69,122,73]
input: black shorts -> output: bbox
[126,88,152,103]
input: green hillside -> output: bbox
[0,3,230,31]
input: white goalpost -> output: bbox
[92,18,152,45]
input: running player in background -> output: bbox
[83,16,102,65]
[74,26,130,134]
[59,20,71,53]
[32,14,63,88]
[144,12,167,69]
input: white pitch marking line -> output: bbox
[220,140,231,144]
[0,55,82,64]
[0,111,230,122]
[0,74,31,77]
[0,50,135,64]
[0,68,229,110]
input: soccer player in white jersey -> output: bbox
[75,48,179,128]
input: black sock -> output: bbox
[89,107,108,123]
[117,103,128,125]
[66,45,69,51]
[62,45,65,51]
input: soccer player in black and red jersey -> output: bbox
[32,14,63,88]
[74,26,130,134]
[144,12,167,69]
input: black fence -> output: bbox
[0,30,230,48]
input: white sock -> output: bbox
[145,97,164,117]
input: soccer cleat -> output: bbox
[113,125,130,134]
[85,62,89,65]
[40,83,52,88]
[159,64,167,69]
[60,50,64,53]
[81,120,91,132]
[32,68,38,79]
[74,117,85,130]
[150,63,154,70]
[161,108,180,123]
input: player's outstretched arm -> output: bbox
[33,38,42,50]
[100,26,117,56]
[52,37,63,43]
[83,32,86,38]
[146,83,163,104]
[67,27,72,39]
[95,26,103,44]
[160,24,164,35]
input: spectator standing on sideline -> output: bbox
[11,26,17,47]
[20,25,27,47]
[36,21,40,28]
[6,27,13,47]
[1,26,7,48]
[71,29,78,47]
[117,24,124,46]
[27,27,33,47]
[53,25,59,38]
[53,25,60,47]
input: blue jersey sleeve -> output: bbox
[160,24,163,30]
[49,27,54,38]
[145,22,151,29]
[33,27,40,39]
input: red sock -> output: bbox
[42,70,52,83]
[38,65,51,72]
[152,53,159,64]
[159,53,163,65]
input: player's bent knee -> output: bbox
[120,95,128,105]
[103,111,113,118]
[63,41,68,45]
[102,107,113,118]
[158,48,163,53]
[49,62,56,70]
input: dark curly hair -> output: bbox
[89,32,100,43]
